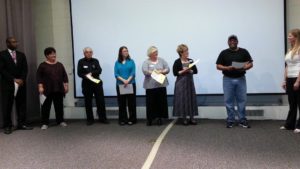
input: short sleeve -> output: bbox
[244,49,253,62]
[216,51,224,65]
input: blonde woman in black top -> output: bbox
[172,44,198,125]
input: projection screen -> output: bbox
[70,0,285,97]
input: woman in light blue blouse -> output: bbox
[114,46,137,125]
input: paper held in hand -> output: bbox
[188,59,200,68]
[231,61,247,69]
[118,84,134,95]
[40,94,47,105]
[14,82,19,97]
[151,70,166,84]
[86,74,101,84]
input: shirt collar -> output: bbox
[8,48,17,55]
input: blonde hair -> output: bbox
[147,46,158,57]
[289,29,300,57]
[176,44,188,57]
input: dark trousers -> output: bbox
[285,78,300,129]
[1,84,26,128]
[116,84,137,123]
[41,92,65,125]
[146,87,168,121]
[83,83,107,122]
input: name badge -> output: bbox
[149,64,155,68]
[83,65,88,68]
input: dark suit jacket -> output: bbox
[0,49,28,90]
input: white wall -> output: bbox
[32,0,300,120]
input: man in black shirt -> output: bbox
[77,47,108,125]
[216,35,253,128]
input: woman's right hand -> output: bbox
[282,81,286,90]
[123,79,129,87]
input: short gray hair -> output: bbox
[83,47,93,53]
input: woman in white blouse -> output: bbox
[281,28,300,133]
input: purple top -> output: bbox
[36,62,68,96]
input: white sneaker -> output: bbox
[279,126,286,130]
[60,122,67,127]
[41,125,48,130]
[294,128,300,133]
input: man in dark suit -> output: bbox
[0,37,33,134]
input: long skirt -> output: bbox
[173,74,198,117]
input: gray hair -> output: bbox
[83,47,93,53]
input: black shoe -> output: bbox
[99,119,109,124]
[4,127,12,134]
[86,121,94,126]
[239,121,251,128]
[157,119,162,126]
[226,122,234,128]
[127,121,133,125]
[17,125,33,130]
[182,119,189,126]
[146,120,152,126]
[189,119,197,125]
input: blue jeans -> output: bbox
[223,76,247,123]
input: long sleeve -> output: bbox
[114,61,120,78]
[77,59,86,78]
[142,60,151,76]
[173,59,181,76]
[0,53,14,82]
[36,63,44,84]
[1,68,14,81]
[91,59,102,77]
[130,60,136,77]
[61,64,69,83]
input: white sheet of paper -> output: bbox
[151,70,166,84]
[40,94,47,105]
[14,82,19,97]
[86,74,101,84]
[188,59,200,68]
[119,84,134,95]
[232,61,247,69]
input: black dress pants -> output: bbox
[1,84,27,128]
[83,82,107,122]
[116,83,137,123]
[41,92,65,125]
[285,78,300,129]
[145,87,168,122]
